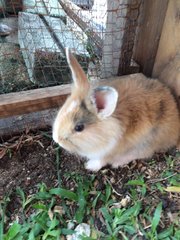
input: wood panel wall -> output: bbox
[133,0,169,77]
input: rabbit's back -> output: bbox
[109,77,179,155]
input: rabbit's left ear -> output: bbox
[66,48,90,92]
[92,86,118,119]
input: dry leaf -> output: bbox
[48,208,54,220]
[54,205,65,215]
[165,186,180,193]
[120,195,131,207]
[0,148,6,159]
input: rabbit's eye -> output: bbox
[75,123,84,132]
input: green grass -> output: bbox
[0,148,179,239]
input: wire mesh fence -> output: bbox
[0,0,141,93]
[0,0,141,136]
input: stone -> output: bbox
[0,17,18,44]
[67,223,91,240]
[0,23,12,36]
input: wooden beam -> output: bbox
[133,0,168,77]
[153,0,180,77]
[0,84,71,118]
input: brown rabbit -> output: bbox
[53,49,180,171]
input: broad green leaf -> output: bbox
[61,228,75,235]
[105,184,112,203]
[4,222,21,240]
[35,192,52,200]
[32,203,47,210]
[43,229,61,239]
[151,202,162,233]
[49,188,78,201]
[31,223,42,237]
[92,192,101,208]
[28,230,35,240]
[113,202,141,227]
[16,188,25,203]
[123,225,136,235]
[48,218,59,230]
[175,230,180,239]
[19,225,31,236]
[16,188,34,209]
[158,226,173,239]
[100,207,113,223]
[75,208,85,223]
[105,220,113,236]
[126,179,145,186]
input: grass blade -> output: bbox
[151,202,162,233]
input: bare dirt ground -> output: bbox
[0,131,179,235]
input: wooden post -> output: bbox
[133,0,169,77]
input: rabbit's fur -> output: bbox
[53,49,180,171]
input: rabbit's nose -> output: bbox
[58,137,64,142]
[58,136,68,143]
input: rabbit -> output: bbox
[53,48,180,172]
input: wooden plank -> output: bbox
[152,0,180,77]
[0,84,71,118]
[133,0,168,77]
[0,108,57,137]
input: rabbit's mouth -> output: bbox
[57,137,80,154]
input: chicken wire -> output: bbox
[0,0,141,136]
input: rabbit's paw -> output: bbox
[85,159,103,172]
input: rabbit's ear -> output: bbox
[93,86,118,119]
[66,48,90,92]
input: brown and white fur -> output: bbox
[53,49,180,172]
